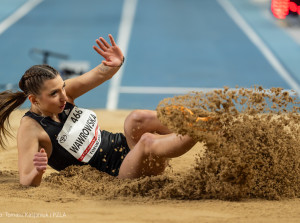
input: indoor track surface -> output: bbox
[0,0,299,109]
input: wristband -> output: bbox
[119,56,125,67]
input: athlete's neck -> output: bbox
[30,106,60,123]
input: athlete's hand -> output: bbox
[33,148,48,173]
[93,34,124,67]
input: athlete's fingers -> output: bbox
[34,151,47,158]
[100,37,111,48]
[33,156,48,162]
[93,45,106,58]
[33,160,47,173]
[93,45,102,54]
[34,153,47,159]
[33,150,48,164]
[108,34,116,46]
[33,161,48,166]
[95,39,107,51]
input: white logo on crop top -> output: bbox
[57,106,101,163]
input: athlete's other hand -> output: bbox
[93,34,124,67]
[33,148,48,173]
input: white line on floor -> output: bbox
[106,0,138,110]
[0,0,43,36]
[2,83,295,96]
[217,0,300,95]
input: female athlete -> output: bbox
[0,34,196,186]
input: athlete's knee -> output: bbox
[125,110,156,129]
[127,110,155,123]
[125,110,143,126]
[124,110,142,136]
[138,132,156,156]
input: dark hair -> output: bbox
[0,64,59,148]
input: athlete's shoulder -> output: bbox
[20,114,37,126]
[19,115,43,136]
[19,114,51,147]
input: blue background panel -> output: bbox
[0,0,299,109]
[124,0,289,89]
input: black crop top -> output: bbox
[24,102,101,171]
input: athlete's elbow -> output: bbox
[19,172,42,187]
[19,178,39,187]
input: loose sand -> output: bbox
[1,88,300,223]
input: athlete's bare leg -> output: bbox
[124,110,172,149]
[118,132,196,179]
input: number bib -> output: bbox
[57,106,101,163]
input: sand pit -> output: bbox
[0,88,300,222]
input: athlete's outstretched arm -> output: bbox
[65,34,124,103]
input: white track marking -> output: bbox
[2,83,295,96]
[218,0,300,95]
[0,0,43,36]
[106,0,138,110]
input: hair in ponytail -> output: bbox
[0,64,59,148]
[0,91,27,148]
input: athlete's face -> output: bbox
[35,75,67,115]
